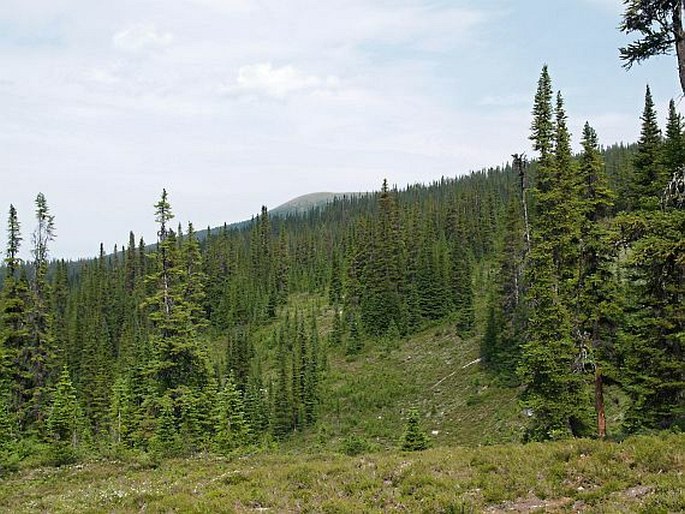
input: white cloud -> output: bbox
[112,24,173,52]
[221,63,340,99]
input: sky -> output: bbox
[0,0,679,260]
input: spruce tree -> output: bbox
[519,249,587,440]
[400,409,429,451]
[629,85,664,210]
[519,69,590,440]
[328,248,343,306]
[272,333,293,438]
[109,375,134,446]
[577,122,618,438]
[360,180,405,336]
[619,207,685,431]
[46,366,84,465]
[530,65,555,167]
[449,214,474,331]
[25,193,58,431]
[144,190,215,453]
[664,99,685,176]
[1,206,30,427]
[0,393,16,460]
[214,374,250,453]
[5,205,21,278]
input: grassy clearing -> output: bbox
[316,323,523,451]
[1,433,682,513]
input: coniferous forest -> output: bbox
[1,1,684,512]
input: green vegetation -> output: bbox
[0,434,682,513]
[1,13,683,511]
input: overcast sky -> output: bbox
[0,0,678,259]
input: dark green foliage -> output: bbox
[109,375,133,446]
[244,373,269,436]
[530,65,555,163]
[664,99,685,175]
[518,249,588,441]
[272,343,293,439]
[328,248,343,306]
[619,209,685,431]
[519,68,593,441]
[340,433,371,456]
[359,180,406,337]
[449,215,474,332]
[22,193,59,432]
[346,310,363,356]
[150,394,182,457]
[4,205,21,277]
[576,122,619,437]
[400,409,429,451]
[46,366,84,465]
[628,86,664,210]
[0,394,16,455]
[482,195,526,380]
[214,374,250,452]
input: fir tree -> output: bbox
[25,193,58,431]
[46,366,84,465]
[577,122,618,438]
[530,65,555,166]
[400,409,429,451]
[144,190,215,453]
[629,85,664,210]
[520,70,591,440]
[664,98,685,175]
[214,374,250,453]
[619,207,685,431]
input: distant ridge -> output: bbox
[196,191,360,240]
[270,192,359,217]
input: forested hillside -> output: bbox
[1,63,683,471]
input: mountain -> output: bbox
[270,192,360,217]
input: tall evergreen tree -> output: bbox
[24,193,58,431]
[664,98,685,176]
[519,69,591,440]
[530,65,555,167]
[143,190,215,453]
[576,122,619,438]
[629,86,664,210]
[1,206,29,426]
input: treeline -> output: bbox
[483,68,684,441]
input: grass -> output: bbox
[315,323,523,450]
[1,433,682,513]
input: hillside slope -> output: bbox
[316,322,523,450]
